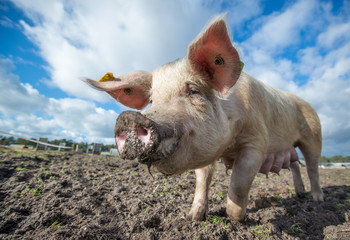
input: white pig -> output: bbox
[86,16,324,221]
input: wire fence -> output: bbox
[0,130,72,150]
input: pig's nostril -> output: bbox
[138,127,148,137]
[116,131,127,154]
[137,127,153,146]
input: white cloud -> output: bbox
[246,0,318,52]
[297,48,350,156]
[10,0,215,101]
[225,0,263,28]
[0,57,117,144]
[317,22,350,48]
[4,0,350,156]
[10,0,266,102]
[2,0,264,145]
[0,58,46,116]
[45,98,117,138]
[239,0,350,156]
[240,0,322,90]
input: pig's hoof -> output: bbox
[227,213,246,222]
[312,190,324,202]
[187,205,208,221]
[226,206,246,222]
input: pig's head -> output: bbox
[86,17,242,175]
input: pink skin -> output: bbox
[224,148,299,177]
[85,71,151,110]
[116,127,153,154]
[86,17,324,222]
[116,131,127,154]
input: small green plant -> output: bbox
[23,183,43,197]
[40,155,50,161]
[177,180,187,188]
[50,220,61,230]
[31,186,42,196]
[251,224,272,239]
[208,215,229,229]
[200,221,209,235]
[291,222,304,233]
[345,199,350,205]
[272,194,283,205]
[287,186,294,191]
[211,192,225,203]
[15,167,24,171]
[217,192,224,200]
[335,203,345,210]
[286,212,295,218]
[62,165,70,169]
[334,199,350,210]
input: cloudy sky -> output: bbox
[0,0,349,157]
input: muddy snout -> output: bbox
[115,111,161,163]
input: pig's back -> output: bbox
[231,73,319,153]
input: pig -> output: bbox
[86,15,324,221]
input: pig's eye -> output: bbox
[188,89,200,96]
[214,56,224,65]
[124,88,133,95]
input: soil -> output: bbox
[0,147,349,240]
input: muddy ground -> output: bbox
[0,147,349,240]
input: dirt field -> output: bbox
[0,147,349,239]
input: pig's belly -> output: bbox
[259,148,299,176]
[223,148,299,177]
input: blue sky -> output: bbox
[0,0,349,157]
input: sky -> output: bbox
[0,0,349,157]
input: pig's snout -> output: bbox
[115,111,160,163]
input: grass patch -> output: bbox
[22,183,43,197]
[251,224,272,239]
[291,222,304,233]
[208,215,229,229]
[50,220,62,230]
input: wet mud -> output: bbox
[0,147,349,239]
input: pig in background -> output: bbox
[86,15,324,222]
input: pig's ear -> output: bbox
[85,71,152,110]
[187,17,241,95]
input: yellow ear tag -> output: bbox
[240,61,244,72]
[99,72,115,82]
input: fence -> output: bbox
[0,130,72,150]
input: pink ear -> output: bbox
[85,71,152,110]
[187,17,241,95]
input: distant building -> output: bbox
[86,145,93,154]
[109,148,119,156]
[86,143,102,154]
[9,144,25,149]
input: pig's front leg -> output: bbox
[187,163,215,221]
[227,149,263,221]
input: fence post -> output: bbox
[36,138,48,151]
